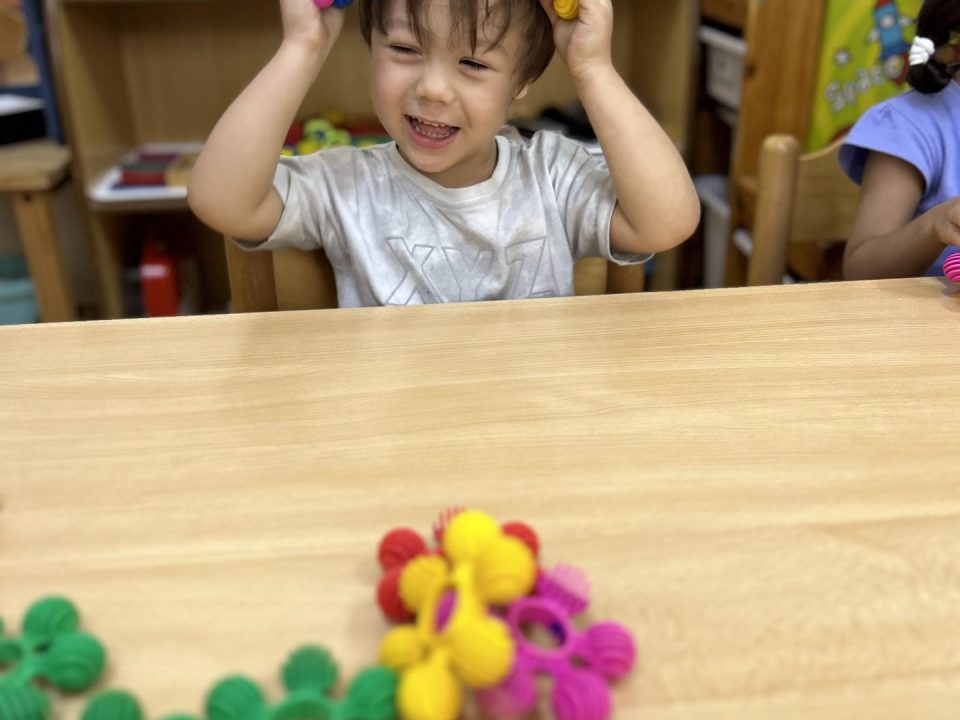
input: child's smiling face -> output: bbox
[369,0,530,188]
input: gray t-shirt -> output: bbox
[242,130,648,307]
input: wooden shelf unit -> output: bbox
[701,0,748,29]
[46,0,698,317]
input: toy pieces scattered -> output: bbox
[81,690,196,720]
[282,115,391,157]
[375,509,540,622]
[115,152,199,188]
[0,596,107,720]
[80,646,397,720]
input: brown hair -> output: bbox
[907,0,960,94]
[359,0,555,89]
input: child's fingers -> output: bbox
[949,201,960,228]
[538,0,560,24]
[937,202,960,245]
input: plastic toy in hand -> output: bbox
[313,0,352,9]
[376,508,539,622]
[378,510,537,720]
[476,565,637,720]
[944,253,960,283]
[554,0,579,19]
[0,596,107,720]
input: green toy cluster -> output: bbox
[0,598,398,720]
[0,597,106,720]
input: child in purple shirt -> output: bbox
[839,0,960,279]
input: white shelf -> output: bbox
[87,141,203,212]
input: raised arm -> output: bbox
[187,1,345,241]
[843,151,960,279]
[539,0,700,255]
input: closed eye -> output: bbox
[460,58,490,71]
[390,44,418,56]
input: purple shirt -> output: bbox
[839,81,960,276]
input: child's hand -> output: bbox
[930,197,960,247]
[538,0,613,82]
[279,0,345,54]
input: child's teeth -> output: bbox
[414,118,455,139]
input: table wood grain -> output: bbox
[1,278,958,719]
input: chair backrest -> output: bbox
[224,242,644,312]
[746,134,860,286]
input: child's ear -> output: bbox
[514,84,530,100]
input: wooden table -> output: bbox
[1,279,958,719]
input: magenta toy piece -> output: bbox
[476,566,636,720]
[432,506,465,543]
[537,563,590,616]
[944,253,960,283]
[314,0,335,7]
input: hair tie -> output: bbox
[909,36,936,66]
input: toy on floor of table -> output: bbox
[476,565,637,720]
[313,0,352,8]
[378,510,538,720]
[81,690,195,720]
[0,596,107,720]
[83,646,397,720]
[376,508,539,622]
[212,646,396,720]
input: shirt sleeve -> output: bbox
[838,100,939,191]
[232,153,342,253]
[534,132,652,266]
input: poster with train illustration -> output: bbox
[807,0,923,150]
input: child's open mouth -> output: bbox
[406,115,460,148]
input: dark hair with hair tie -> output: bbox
[907,0,960,94]
[359,0,555,90]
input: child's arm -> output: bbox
[187,1,345,242]
[538,0,700,255]
[843,151,960,279]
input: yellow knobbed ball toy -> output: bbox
[554,0,578,20]
[396,655,462,720]
[379,510,537,720]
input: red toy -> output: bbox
[375,509,540,621]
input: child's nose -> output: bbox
[416,61,456,105]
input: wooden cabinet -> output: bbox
[701,0,748,29]
[46,0,698,317]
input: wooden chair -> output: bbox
[723,0,830,287]
[746,134,860,286]
[0,140,77,322]
[224,244,647,312]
